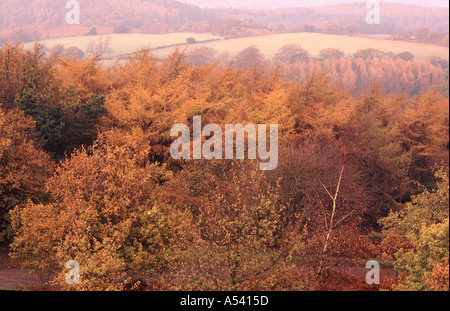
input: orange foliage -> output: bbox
[380,231,414,261]
[426,259,449,291]
[2,42,448,291]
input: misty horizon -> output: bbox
[180,0,450,9]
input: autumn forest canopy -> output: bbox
[0,0,448,294]
[0,38,448,291]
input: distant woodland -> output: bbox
[0,0,448,44]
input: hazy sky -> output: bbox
[180,0,450,9]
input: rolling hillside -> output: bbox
[1,0,449,43]
[24,32,448,61]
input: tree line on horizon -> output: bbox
[32,42,450,98]
[187,45,449,97]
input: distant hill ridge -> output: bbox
[0,0,448,41]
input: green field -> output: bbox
[25,32,449,61]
